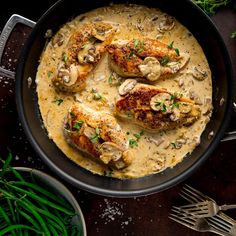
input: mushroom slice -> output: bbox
[99,142,123,164]
[178,102,192,114]
[158,15,175,32]
[138,57,161,81]
[118,79,137,96]
[150,92,172,113]
[192,66,207,81]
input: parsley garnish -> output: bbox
[167,41,180,56]
[160,55,169,65]
[93,93,102,100]
[154,101,167,112]
[47,71,53,78]
[192,0,230,15]
[53,98,64,105]
[73,121,84,131]
[90,127,100,143]
[231,31,236,39]
[129,130,144,148]
[128,39,145,58]
[129,138,138,148]
[62,53,68,64]
[108,73,114,85]
[171,141,176,148]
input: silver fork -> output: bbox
[176,200,236,218]
[179,184,236,235]
[170,207,233,236]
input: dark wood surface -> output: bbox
[0,1,236,235]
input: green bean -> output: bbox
[9,180,70,207]
[48,223,60,236]
[4,183,74,215]
[17,201,51,236]
[23,198,68,236]
[0,224,42,236]
[17,208,41,230]
[0,155,12,178]
[0,207,11,224]
[6,199,17,236]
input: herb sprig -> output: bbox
[192,0,230,15]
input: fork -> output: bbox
[180,185,236,224]
[169,207,233,236]
[176,200,236,218]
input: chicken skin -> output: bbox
[52,22,116,93]
[64,103,133,169]
[115,82,200,132]
[107,38,189,81]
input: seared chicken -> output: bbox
[52,22,116,92]
[64,104,133,169]
[115,82,200,132]
[107,38,189,81]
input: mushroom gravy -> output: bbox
[36,4,212,178]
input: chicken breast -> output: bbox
[107,38,189,81]
[64,103,133,169]
[52,22,116,93]
[115,83,200,132]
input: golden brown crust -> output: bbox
[52,22,116,93]
[115,84,201,132]
[64,104,133,169]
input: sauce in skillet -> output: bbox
[36,4,212,178]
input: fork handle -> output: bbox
[220,204,236,211]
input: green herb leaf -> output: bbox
[174,48,180,56]
[155,101,161,106]
[93,93,102,100]
[90,128,100,143]
[53,98,64,106]
[160,55,169,65]
[108,73,113,85]
[47,71,53,78]
[192,0,230,15]
[161,103,167,113]
[128,51,134,58]
[231,31,236,38]
[168,41,174,49]
[129,138,138,148]
[73,121,84,131]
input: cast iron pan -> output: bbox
[15,0,233,197]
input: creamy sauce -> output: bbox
[36,4,212,178]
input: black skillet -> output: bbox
[11,0,233,197]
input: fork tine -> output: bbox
[181,184,207,203]
[171,206,200,221]
[177,201,209,210]
[207,215,233,232]
[173,205,210,218]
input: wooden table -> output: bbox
[0,1,236,235]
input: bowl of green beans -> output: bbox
[0,153,86,236]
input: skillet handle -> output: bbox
[0,14,35,78]
[221,102,236,142]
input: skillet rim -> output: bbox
[15,0,233,197]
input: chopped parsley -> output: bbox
[128,39,145,58]
[231,31,236,39]
[90,127,100,143]
[129,138,138,148]
[154,101,167,113]
[171,141,176,148]
[62,53,68,64]
[167,41,180,56]
[170,95,175,101]
[47,71,53,78]
[93,93,102,100]
[53,98,64,105]
[73,121,84,131]
[108,73,114,85]
[104,170,113,177]
[129,130,144,148]
[160,55,169,65]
